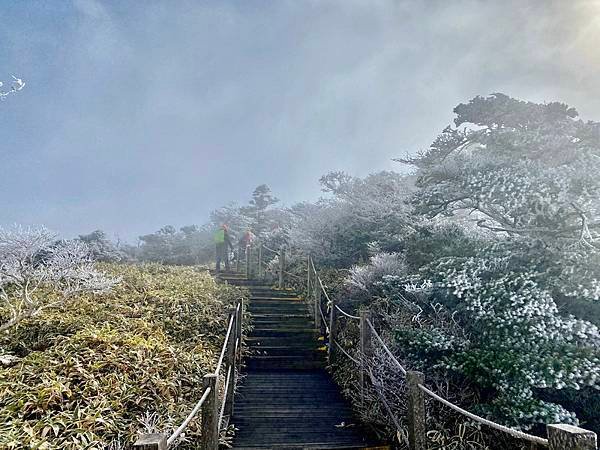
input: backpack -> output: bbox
[214,229,225,244]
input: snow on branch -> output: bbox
[0,75,25,101]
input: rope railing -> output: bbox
[334,339,360,364]
[367,367,406,442]
[319,302,330,335]
[166,387,212,446]
[215,312,235,377]
[309,257,333,305]
[367,319,407,376]
[417,383,549,446]
[300,256,596,450]
[134,299,244,450]
[261,243,279,254]
[335,304,360,320]
[219,365,233,428]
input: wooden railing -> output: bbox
[302,255,598,450]
[239,242,287,288]
[133,299,244,450]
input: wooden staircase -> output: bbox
[217,271,381,450]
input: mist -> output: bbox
[2,0,599,240]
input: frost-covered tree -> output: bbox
[0,226,118,332]
[136,224,214,265]
[78,230,125,262]
[210,203,253,239]
[289,171,414,266]
[240,184,280,236]
[370,94,600,429]
[400,93,600,303]
[400,93,600,242]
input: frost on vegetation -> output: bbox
[405,254,600,427]
[345,252,406,292]
[324,94,600,433]
[0,225,119,333]
[289,171,415,267]
[0,263,237,448]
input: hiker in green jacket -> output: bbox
[214,224,234,273]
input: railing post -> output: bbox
[245,245,251,279]
[359,310,373,403]
[258,244,263,279]
[314,285,322,332]
[133,434,168,450]
[200,374,219,450]
[278,247,285,289]
[328,297,338,363]
[547,424,597,450]
[407,370,427,450]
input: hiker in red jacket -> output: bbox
[237,229,256,260]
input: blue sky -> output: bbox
[2,0,600,241]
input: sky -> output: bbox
[1,0,600,241]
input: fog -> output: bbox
[1,0,599,240]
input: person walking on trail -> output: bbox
[214,224,234,273]
[238,229,256,257]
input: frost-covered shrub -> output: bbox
[346,253,406,292]
[0,226,119,333]
[378,248,600,429]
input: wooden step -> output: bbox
[223,276,382,449]
[232,444,375,450]
[236,392,346,403]
[249,345,324,356]
[249,304,309,312]
[250,322,317,331]
[248,298,307,306]
[249,328,318,338]
[224,279,271,286]
[246,359,326,370]
[249,304,307,312]
[232,406,354,417]
[246,354,326,363]
[245,337,325,348]
[250,295,303,301]
[251,312,312,318]
[233,433,368,444]
[248,290,301,298]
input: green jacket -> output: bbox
[214,229,233,248]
